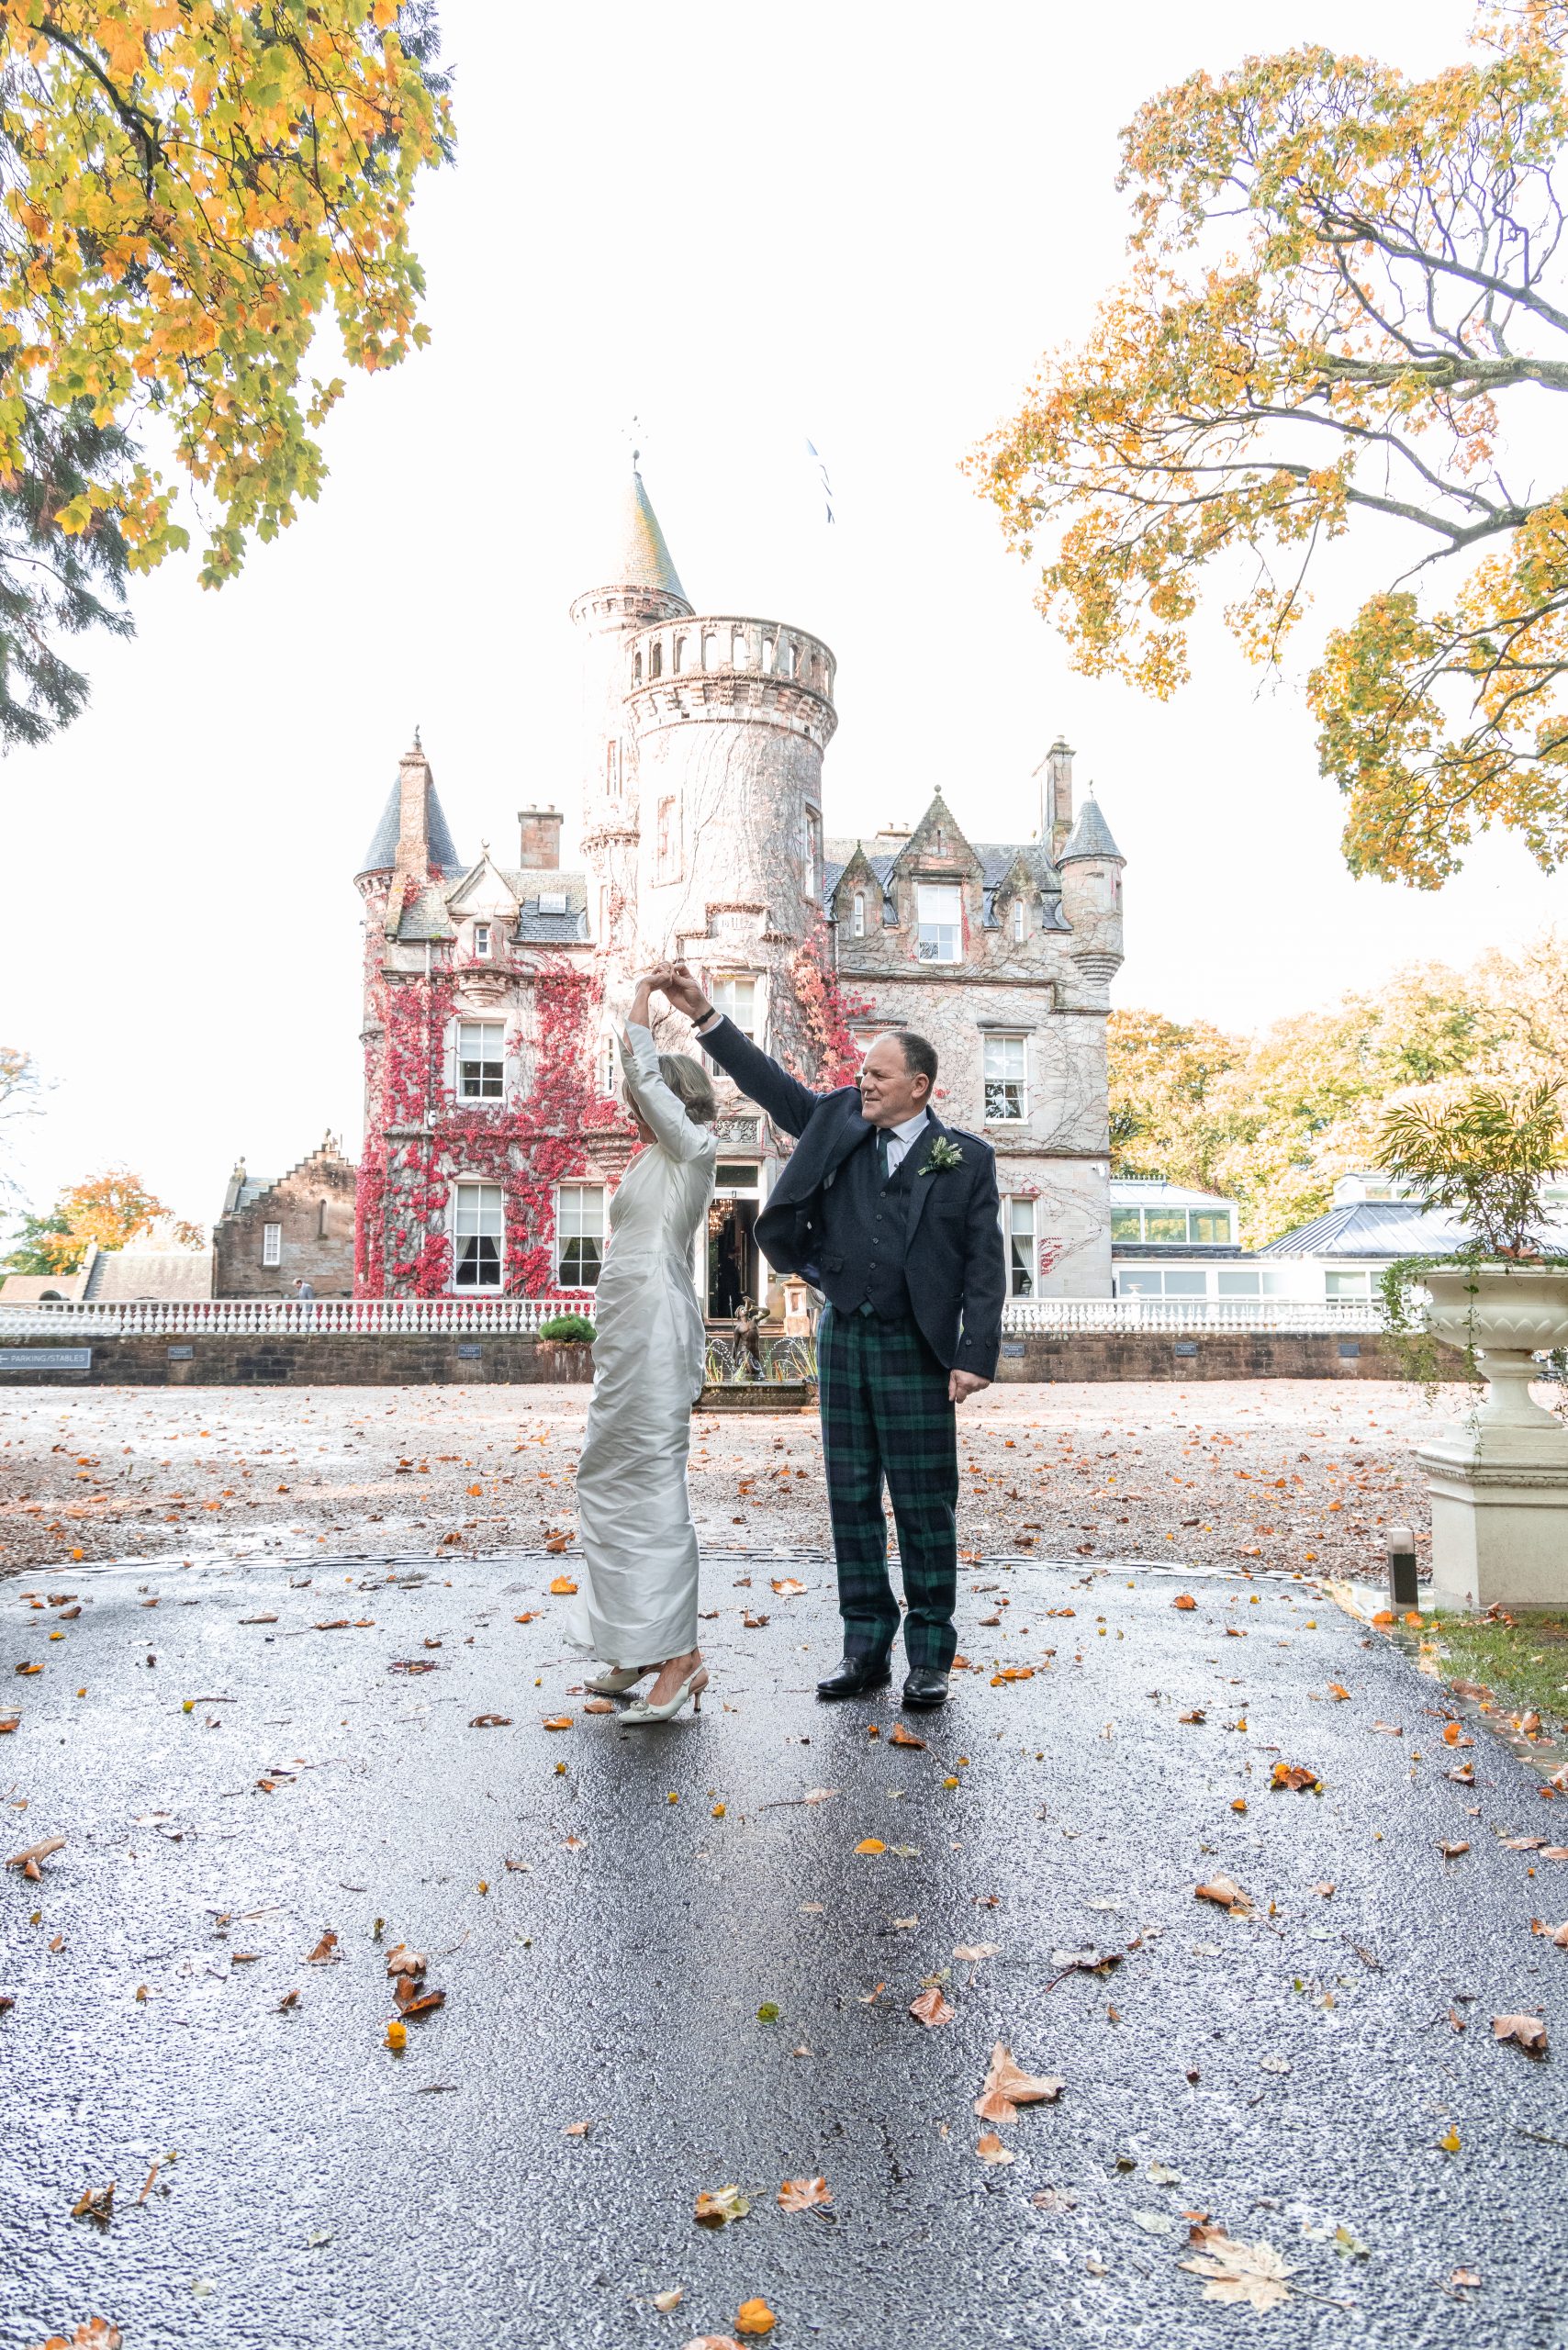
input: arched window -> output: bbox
[760,633,775,672]
[673,635,687,673]
[731,625,748,667]
[318,1197,330,1238]
[852,890,866,938]
[650,639,663,678]
[702,632,719,671]
[633,650,643,685]
[778,638,796,678]
[1013,896,1026,942]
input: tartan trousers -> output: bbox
[817,1304,959,1672]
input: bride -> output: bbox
[566,971,717,1722]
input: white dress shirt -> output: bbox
[879,1108,931,1174]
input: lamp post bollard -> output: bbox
[1387,1524,1419,1612]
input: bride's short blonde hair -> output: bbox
[655,1051,715,1125]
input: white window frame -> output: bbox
[852,890,866,938]
[916,883,962,963]
[456,1019,506,1102]
[983,1034,1027,1123]
[452,1180,504,1292]
[262,1222,282,1268]
[556,1183,606,1289]
[1325,1269,1372,1300]
[472,922,492,960]
[1012,895,1026,942]
[708,975,758,1039]
[1002,1194,1035,1298]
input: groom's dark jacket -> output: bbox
[698,1015,1007,1381]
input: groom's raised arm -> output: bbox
[664,965,826,1139]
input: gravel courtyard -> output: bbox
[0,1379,1471,1583]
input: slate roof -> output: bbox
[358,771,463,878]
[823,839,1069,931]
[1059,797,1124,862]
[394,870,591,945]
[1257,1200,1469,1259]
[83,1248,214,1301]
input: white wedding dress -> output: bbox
[566,1024,716,1667]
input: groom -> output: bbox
[660,964,1006,1709]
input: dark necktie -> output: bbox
[875,1127,890,1184]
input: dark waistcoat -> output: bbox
[817,1130,918,1320]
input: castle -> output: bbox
[353,467,1125,1311]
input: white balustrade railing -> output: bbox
[0,1294,1385,1337]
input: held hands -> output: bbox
[657,960,714,1024]
[949,1370,991,1404]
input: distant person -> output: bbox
[293,1278,316,1301]
[714,1210,744,1317]
[659,959,1004,1712]
[566,972,717,1725]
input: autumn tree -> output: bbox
[0,1,452,745]
[2,1164,202,1272]
[970,4,1568,886]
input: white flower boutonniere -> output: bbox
[923,1137,965,1174]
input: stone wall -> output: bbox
[0,1330,1435,1387]
[214,1145,359,1298]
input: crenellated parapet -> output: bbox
[624,615,837,752]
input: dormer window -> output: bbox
[916,883,962,963]
[473,923,492,959]
[852,890,866,938]
[537,890,568,915]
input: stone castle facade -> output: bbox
[353,468,1125,1310]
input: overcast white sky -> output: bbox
[3,0,1562,1233]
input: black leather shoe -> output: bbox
[815,1652,891,1699]
[902,1668,950,1709]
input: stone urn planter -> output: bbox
[1415,1263,1568,1607]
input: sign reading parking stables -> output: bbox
[0,1346,92,1369]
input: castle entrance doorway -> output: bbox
[706,1196,758,1320]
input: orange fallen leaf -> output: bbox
[693,2184,750,2227]
[6,1833,65,1874]
[1178,1708,1205,1724]
[1438,1840,1471,1859]
[974,2041,1065,2123]
[396,1987,446,2020]
[1450,2267,1482,2291]
[469,1713,513,1729]
[778,2175,832,2210]
[583,1697,614,1714]
[771,1577,806,1596]
[1372,1721,1404,1736]
[1493,2012,1548,2053]
[889,1722,926,1749]
[0,1713,22,1733]
[71,2182,115,2220]
[1530,1918,1568,1946]
[548,1573,577,1594]
[909,1986,955,2028]
[304,1930,340,1964]
[514,1611,540,1623]
[384,2020,407,2051]
[563,2119,594,2137]
[735,2300,777,2337]
[976,2131,1015,2165]
[1172,1595,1197,1611]
[40,2322,124,2349]
[541,1715,572,1732]
[1271,1762,1318,1792]
[1327,1683,1350,1701]
[386,1945,428,1977]
[855,1838,886,1855]
[1194,1874,1250,1913]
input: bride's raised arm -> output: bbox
[619,976,714,1163]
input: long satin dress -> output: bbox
[566,1024,716,1667]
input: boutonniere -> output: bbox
[923,1137,965,1174]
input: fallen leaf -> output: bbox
[1446,1764,1475,1785]
[70,2182,115,2221]
[1530,1918,1568,1947]
[541,1717,572,1731]
[1438,1841,1471,1859]
[770,1578,806,1596]
[974,2041,1065,2122]
[735,2300,777,2337]
[889,1722,926,1749]
[384,2020,407,2051]
[693,2184,750,2227]
[563,2120,594,2137]
[1372,1721,1404,1737]
[1439,2124,1462,2153]
[976,2132,1015,2165]
[395,1987,445,2020]
[1180,2233,1294,2312]
[30,2322,124,2349]
[582,1697,614,1715]
[1493,2012,1548,2053]
[1178,1709,1206,1725]
[1271,1762,1318,1792]
[652,2288,684,2312]
[1194,1874,1250,1913]
[548,1575,578,1595]
[277,1988,300,2011]
[778,2175,831,2210]
[305,1931,339,1964]
[909,1986,955,2028]
[0,1713,19,1733]
[6,1833,65,1874]
[1327,1683,1350,1701]
[1450,2267,1482,2290]
[1172,1595,1197,1610]
[468,1713,512,1729]
[855,1838,886,1855]
[1311,1882,1336,1898]
[953,1942,1002,1963]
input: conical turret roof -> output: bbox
[610,464,688,600]
[1059,795,1124,862]
[357,750,462,877]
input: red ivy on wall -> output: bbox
[355,933,635,1299]
[787,927,872,1090]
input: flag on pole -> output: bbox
[806,437,835,525]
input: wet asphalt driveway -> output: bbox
[3,1547,1566,2350]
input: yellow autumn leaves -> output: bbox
[0,4,450,587]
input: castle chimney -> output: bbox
[394,737,432,882]
[1038,735,1075,856]
[517,806,564,869]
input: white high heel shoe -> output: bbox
[585,1664,651,1696]
[622,1663,708,1724]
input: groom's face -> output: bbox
[859,1035,930,1129]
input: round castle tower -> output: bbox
[570,464,838,1058]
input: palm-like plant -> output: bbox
[1375,1082,1567,1262]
